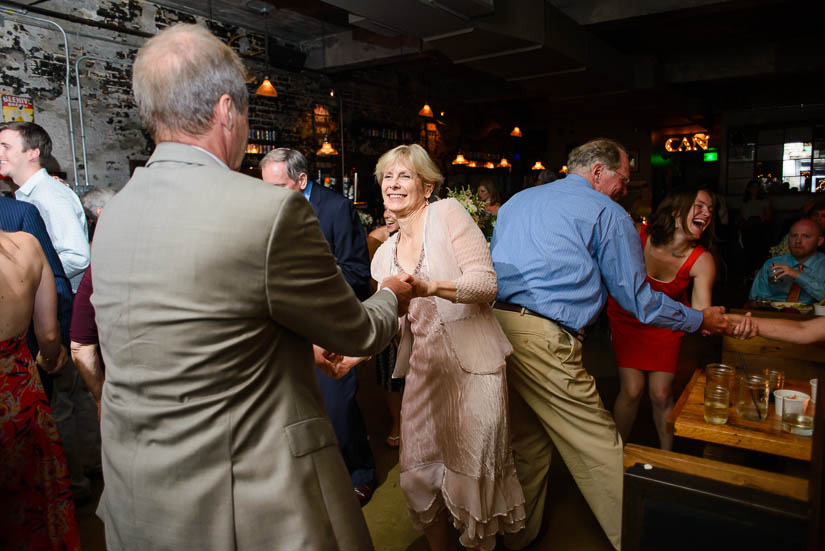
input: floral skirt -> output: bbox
[0,333,80,551]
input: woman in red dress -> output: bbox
[0,230,80,550]
[607,189,716,450]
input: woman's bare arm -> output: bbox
[30,241,63,372]
[690,251,716,310]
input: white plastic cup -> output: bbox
[775,390,809,417]
[814,304,825,316]
[811,378,819,402]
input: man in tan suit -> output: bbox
[91,24,411,550]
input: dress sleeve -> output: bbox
[442,199,497,304]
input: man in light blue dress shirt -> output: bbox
[749,218,825,304]
[491,138,728,550]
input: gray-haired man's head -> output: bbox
[260,148,308,192]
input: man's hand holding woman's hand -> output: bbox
[36,345,68,374]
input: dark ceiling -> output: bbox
[154,0,825,130]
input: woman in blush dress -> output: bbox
[371,144,525,551]
[608,189,716,450]
[0,230,79,550]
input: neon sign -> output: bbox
[665,133,710,152]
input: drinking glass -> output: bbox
[764,369,785,401]
[704,385,729,425]
[736,374,769,421]
[706,363,735,404]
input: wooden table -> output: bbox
[668,368,813,461]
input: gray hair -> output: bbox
[132,24,249,138]
[259,148,308,181]
[567,138,627,173]
[80,187,116,221]
[375,144,444,196]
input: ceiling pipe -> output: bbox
[0,5,79,187]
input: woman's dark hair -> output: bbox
[648,188,716,250]
[742,179,764,203]
[477,178,502,204]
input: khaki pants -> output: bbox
[495,309,623,550]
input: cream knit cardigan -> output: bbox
[371,198,512,378]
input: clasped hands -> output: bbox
[699,306,759,340]
[36,344,69,374]
[314,273,431,379]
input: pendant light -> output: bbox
[418,82,434,117]
[484,161,495,169]
[418,103,434,118]
[531,161,546,170]
[255,8,278,98]
[510,126,522,137]
[451,153,468,165]
[317,136,339,156]
[498,157,511,168]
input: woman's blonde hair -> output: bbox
[375,144,444,196]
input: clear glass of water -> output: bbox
[704,385,730,425]
[706,363,735,404]
[769,265,782,284]
[736,374,769,421]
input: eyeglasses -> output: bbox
[607,169,630,187]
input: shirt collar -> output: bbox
[15,168,48,196]
[564,172,593,189]
[190,145,229,169]
[303,180,313,201]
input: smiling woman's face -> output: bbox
[381,161,430,217]
[383,209,398,232]
[681,190,714,240]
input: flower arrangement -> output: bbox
[446,186,496,239]
[357,210,374,230]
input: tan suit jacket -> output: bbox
[91,143,397,550]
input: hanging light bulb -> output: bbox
[531,161,546,170]
[484,161,495,169]
[317,137,339,156]
[510,126,523,137]
[452,153,468,165]
[467,161,478,168]
[418,103,434,118]
[561,164,568,173]
[498,157,511,168]
[256,77,277,97]
[256,8,278,98]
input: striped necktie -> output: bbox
[786,264,804,302]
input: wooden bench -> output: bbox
[623,443,808,501]
[623,444,810,550]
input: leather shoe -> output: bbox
[354,484,373,507]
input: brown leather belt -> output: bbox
[492,301,585,341]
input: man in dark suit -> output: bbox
[0,196,72,395]
[261,148,376,504]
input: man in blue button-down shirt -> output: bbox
[749,218,825,304]
[491,138,727,550]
